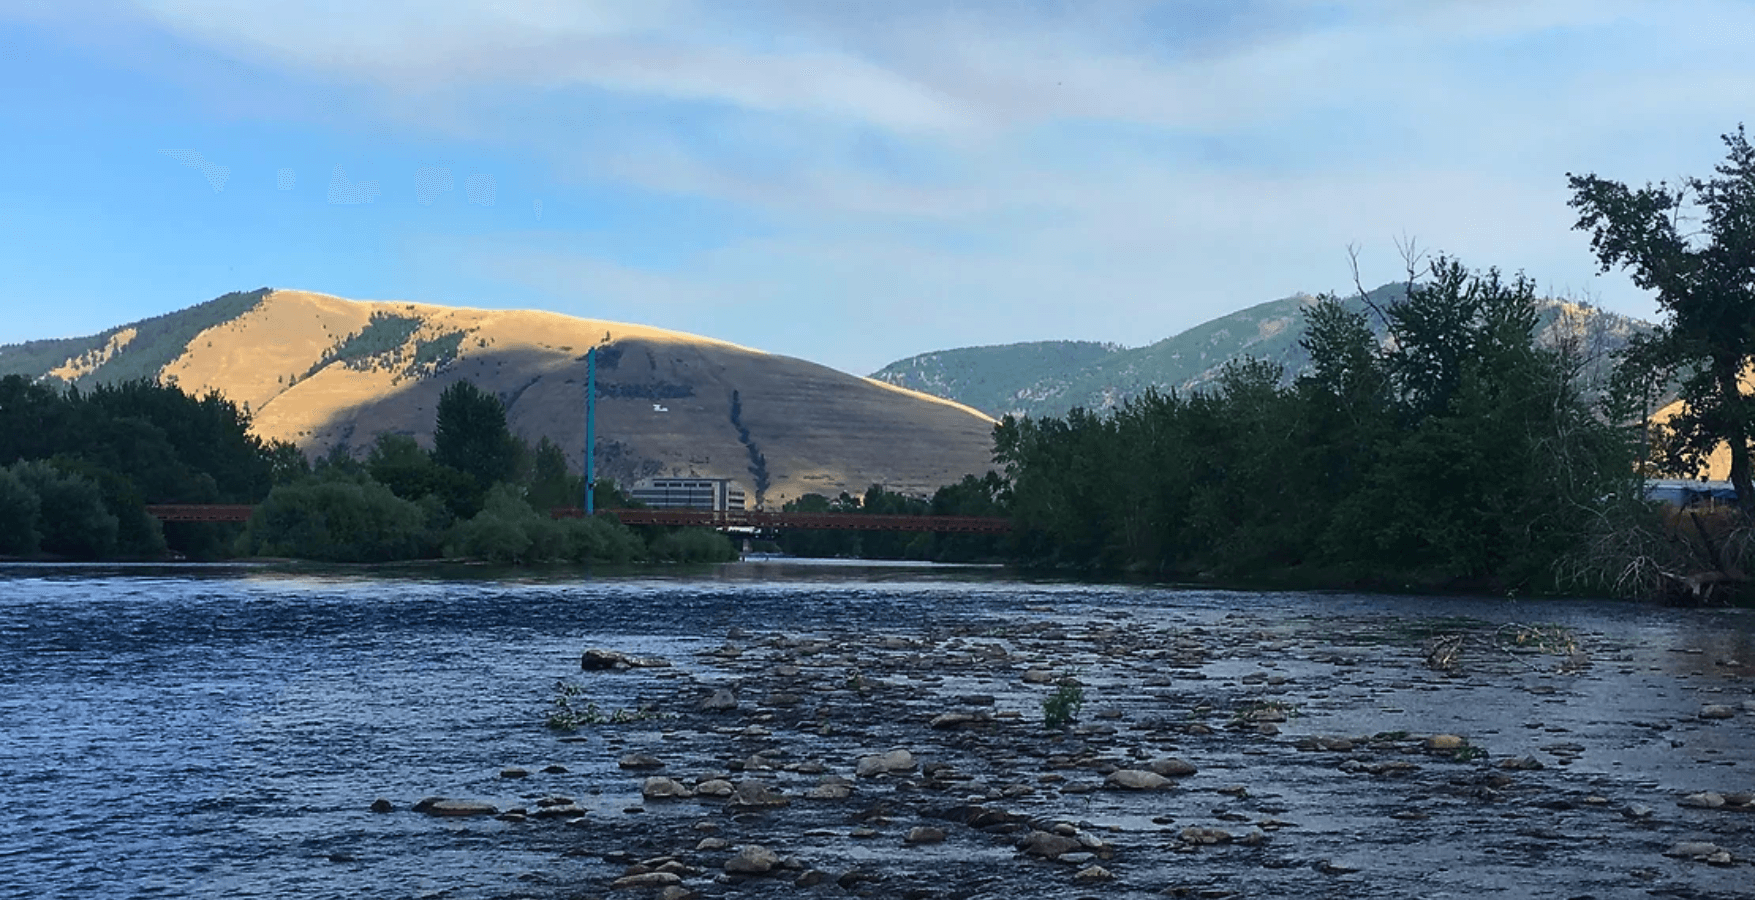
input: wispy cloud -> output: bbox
[15,0,1753,370]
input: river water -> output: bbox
[3,562,1752,900]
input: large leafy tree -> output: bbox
[1568,126,1755,516]
[432,380,519,488]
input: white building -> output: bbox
[630,477,747,511]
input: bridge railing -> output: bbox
[553,507,1011,534]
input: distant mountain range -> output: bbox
[871,283,1653,420]
[0,289,998,505]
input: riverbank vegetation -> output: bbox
[0,376,733,565]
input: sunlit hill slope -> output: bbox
[0,289,998,506]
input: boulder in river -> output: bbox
[855,749,916,778]
[581,648,671,670]
[724,844,780,875]
[419,799,498,817]
[699,688,738,712]
[1106,769,1173,791]
[642,777,694,800]
[1147,757,1198,777]
[1019,829,1082,859]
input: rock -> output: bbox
[1497,755,1544,771]
[619,753,665,770]
[658,887,694,900]
[611,872,682,890]
[1699,704,1736,719]
[369,798,393,813]
[1180,826,1232,845]
[540,764,569,774]
[1073,865,1113,882]
[699,688,738,712]
[856,749,916,778]
[1148,757,1199,777]
[696,837,729,851]
[499,766,529,779]
[582,648,671,670]
[1106,769,1173,790]
[642,777,694,800]
[730,780,789,808]
[904,826,946,844]
[1425,734,1466,751]
[794,870,826,888]
[422,800,497,817]
[1681,792,1726,809]
[724,844,780,875]
[1665,841,1726,860]
[695,779,734,797]
[806,780,853,800]
[930,711,989,729]
[1623,804,1654,819]
[1020,829,1082,859]
[1021,668,1056,684]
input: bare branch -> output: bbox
[1346,242,1392,330]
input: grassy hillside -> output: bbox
[0,289,997,505]
[0,290,269,389]
[872,283,1651,419]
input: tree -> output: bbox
[8,460,117,559]
[526,436,580,512]
[433,380,519,488]
[0,466,40,556]
[1568,125,1755,516]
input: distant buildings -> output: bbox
[1645,479,1737,507]
[631,477,747,511]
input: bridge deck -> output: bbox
[144,504,256,523]
[558,508,1011,534]
[142,504,1011,534]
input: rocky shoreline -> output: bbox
[396,601,1755,899]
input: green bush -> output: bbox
[445,484,648,563]
[240,474,434,562]
[647,527,737,563]
[0,466,41,556]
[9,460,118,559]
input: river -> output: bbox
[3,562,1752,899]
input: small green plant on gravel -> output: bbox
[1230,699,1299,725]
[545,680,667,730]
[1452,745,1489,763]
[1042,672,1085,729]
[845,668,867,691]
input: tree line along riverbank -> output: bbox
[4,129,1754,598]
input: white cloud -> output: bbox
[88,0,1754,368]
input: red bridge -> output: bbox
[556,508,1012,534]
[145,504,256,523]
[144,504,1011,534]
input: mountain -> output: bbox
[0,289,998,506]
[871,283,1653,421]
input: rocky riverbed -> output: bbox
[397,594,1755,900]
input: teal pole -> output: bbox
[585,346,596,515]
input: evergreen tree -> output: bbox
[433,380,519,488]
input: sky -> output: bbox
[1,0,1751,376]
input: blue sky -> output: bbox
[2,0,1751,375]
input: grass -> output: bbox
[1042,672,1085,729]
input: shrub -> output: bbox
[647,527,737,563]
[241,474,433,561]
[0,466,41,556]
[9,460,117,559]
[1042,674,1085,729]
